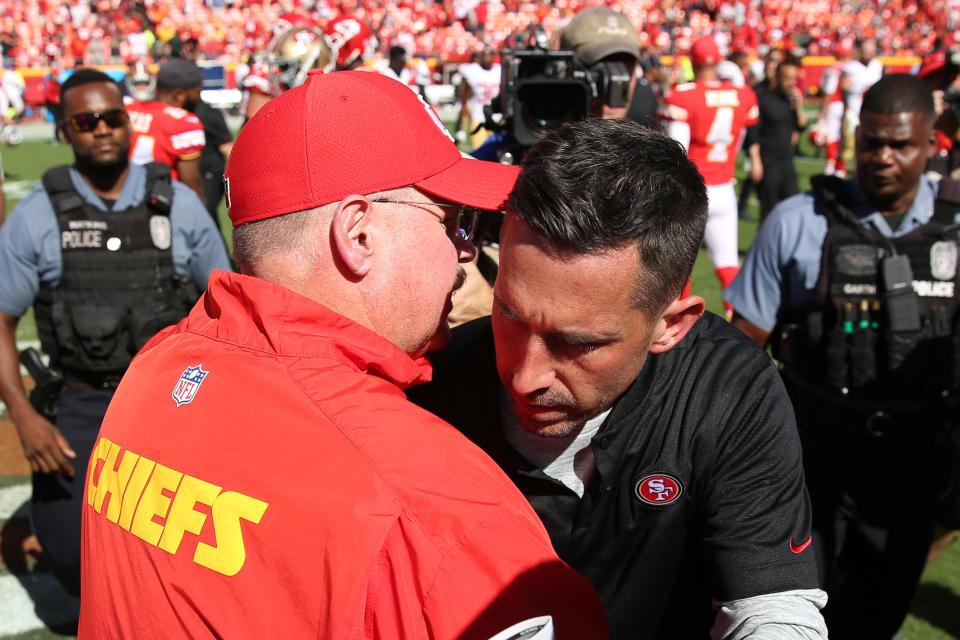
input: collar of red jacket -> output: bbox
[190,269,434,389]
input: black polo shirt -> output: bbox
[409,312,818,640]
[745,83,803,160]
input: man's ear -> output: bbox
[648,295,706,354]
[170,88,186,108]
[331,195,375,277]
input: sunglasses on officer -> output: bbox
[65,109,129,133]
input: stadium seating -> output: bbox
[0,0,953,72]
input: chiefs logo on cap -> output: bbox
[635,474,683,506]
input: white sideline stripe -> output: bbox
[0,484,30,521]
[1,179,34,200]
[0,573,79,635]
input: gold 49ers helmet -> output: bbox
[269,26,335,94]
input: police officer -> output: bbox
[727,73,960,639]
[0,68,230,595]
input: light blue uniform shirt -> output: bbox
[0,163,231,318]
[725,176,959,333]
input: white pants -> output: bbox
[705,182,739,271]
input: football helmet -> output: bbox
[323,15,376,70]
[269,12,319,51]
[269,26,335,93]
[0,123,22,146]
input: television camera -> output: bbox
[479,46,632,159]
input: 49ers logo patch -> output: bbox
[635,474,683,506]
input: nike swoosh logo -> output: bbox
[789,536,812,554]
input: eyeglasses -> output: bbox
[65,109,129,133]
[373,199,481,242]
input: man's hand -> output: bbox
[14,410,76,475]
[0,311,74,475]
[750,158,764,184]
[787,86,804,111]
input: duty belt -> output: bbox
[63,368,123,391]
[782,367,948,439]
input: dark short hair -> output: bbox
[778,54,802,71]
[861,73,935,124]
[508,118,708,314]
[60,68,120,106]
[728,50,748,66]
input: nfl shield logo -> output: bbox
[172,365,209,407]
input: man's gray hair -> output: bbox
[232,208,324,275]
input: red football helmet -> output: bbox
[323,15,376,70]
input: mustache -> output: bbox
[452,266,468,293]
[525,389,577,409]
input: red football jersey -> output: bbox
[126,100,205,179]
[240,60,272,96]
[659,81,759,185]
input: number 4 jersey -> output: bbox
[126,100,206,180]
[658,81,759,186]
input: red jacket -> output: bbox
[80,270,608,639]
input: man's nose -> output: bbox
[456,237,477,264]
[92,118,113,135]
[875,145,895,163]
[509,336,556,397]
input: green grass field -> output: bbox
[2,135,959,638]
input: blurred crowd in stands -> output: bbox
[1,0,959,73]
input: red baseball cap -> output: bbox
[690,36,721,67]
[225,70,520,227]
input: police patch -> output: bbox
[835,244,878,276]
[635,474,683,506]
[172,365,209,407]
[931,241,958,280]
[150,215,172,250]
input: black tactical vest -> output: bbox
[774,175,960,406]
[34,163,200,386]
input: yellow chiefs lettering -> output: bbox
[86,436,269,576]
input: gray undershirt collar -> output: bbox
[499,385,609,498]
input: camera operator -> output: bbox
[453,6,643,325]
[470,6,640,166]
[557,7,640,120]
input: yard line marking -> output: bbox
[0,484,30,522]
[1,180,35,200]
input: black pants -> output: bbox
[31,385,112,595]
[46,102,63,142]
[758,157,798,221]
[801,423,941,639]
